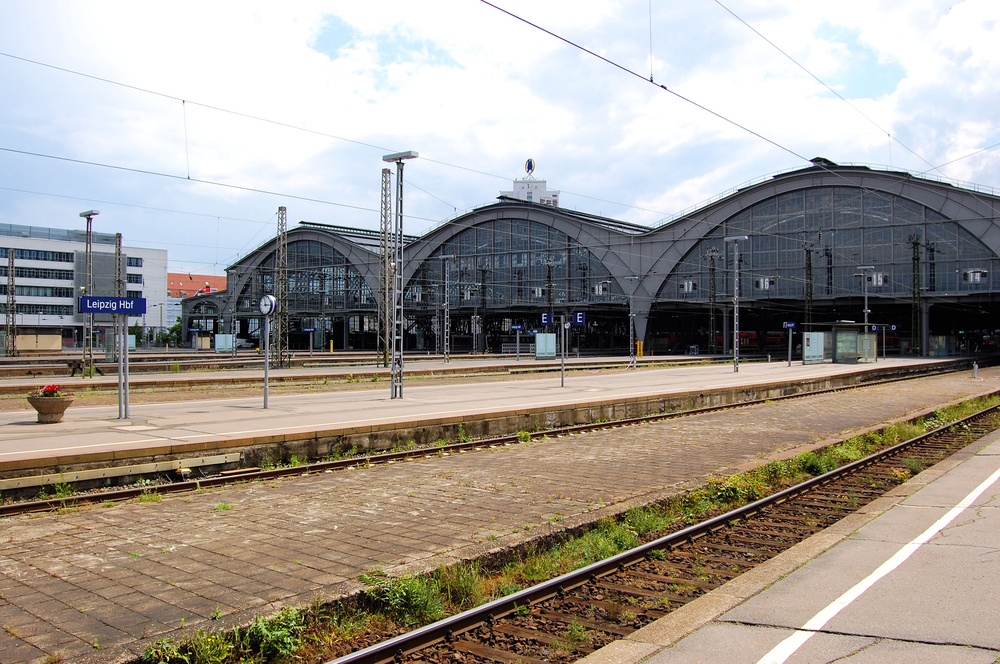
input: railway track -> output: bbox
[325,403,1000,664]
[0,367,989,516]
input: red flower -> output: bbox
[30,385,71,398]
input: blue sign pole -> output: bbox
[511,324,524,361]
[784,321,796,367]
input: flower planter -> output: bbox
[26,396,75,424]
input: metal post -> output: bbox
[80,210,99,377]
[516,329,520,361]
[392,162,405,394]
[117,317,124,419]
[560,314,566,387]
[857,266,874,361]
[787,328,792,367]
[725,236,748,372]
[123,319,130,419]
[383,151,418,398]
[626,276,638,369]
[263,315,270,409]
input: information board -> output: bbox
[535,333,556,359]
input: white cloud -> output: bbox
[0,0,997,272]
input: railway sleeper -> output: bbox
[535,610,634,637]
[452,639,547,664]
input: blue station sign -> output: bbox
[78,296,147,315]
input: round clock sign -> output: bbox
[258,294,277,316]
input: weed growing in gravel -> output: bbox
[136,490,162,503]
[434,562,484,609]
[358,571,445,626]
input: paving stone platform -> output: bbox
[0,361,996,663]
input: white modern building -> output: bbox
[500,159,560,206]
[1,223,168,352]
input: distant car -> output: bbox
[235,338,257,349]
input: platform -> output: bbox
[584,416,1000,663]
[0,358,996,664]
[0,357,969,472]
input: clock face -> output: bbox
[258,294,276,316]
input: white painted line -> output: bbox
[756,463,1000,664]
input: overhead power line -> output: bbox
[710,0,940,175]
[478,0,811,164]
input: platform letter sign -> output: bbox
[541,312,553,326]
[573,312,586,325]
[78,296,147,315]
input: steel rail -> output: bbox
[325,402,1000,664]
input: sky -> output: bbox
[1,0,998,276]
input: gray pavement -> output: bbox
[0,357,961,465]
[0,360,997,663]
[584,415,1000,664]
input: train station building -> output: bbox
[184,159,1000,356]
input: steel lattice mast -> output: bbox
[378,168,392,368]
[5,250,16,357]
[274,206,288,367]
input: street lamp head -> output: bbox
[79,210,100,218]
[382,151,419,163]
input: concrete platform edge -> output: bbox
[0,360,977,479]
[575,432,988,664]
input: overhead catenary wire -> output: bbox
[711,0,940,176]
[0,49,673,220]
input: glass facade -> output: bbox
[407,219,619,309]
[659,187,997,301]
[233,240,374,315]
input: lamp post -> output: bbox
[79,210,99,377]
[724,235,749,372]
[382,151,418,399]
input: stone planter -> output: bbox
[26,396,74,424]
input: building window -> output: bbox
[127,290,142,299]
[127,257,143,267]
[0,248,74,263]
[127,273,143,284]
[1,285,76,298]
[0,267,74,280]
